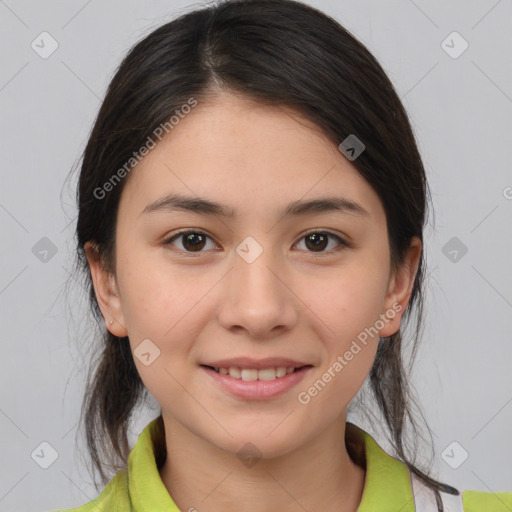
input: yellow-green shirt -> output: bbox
[54,419,512,512]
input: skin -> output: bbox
[86,91,421,512]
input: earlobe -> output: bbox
[379,237,422,338]
[84,241,128,337]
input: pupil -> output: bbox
[184,233,205,251]
[307,233,327,251]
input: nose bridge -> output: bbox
[233,234,283,304]
[237,242,278,291]
[218,234,297,336]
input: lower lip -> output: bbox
[201,365,312,400]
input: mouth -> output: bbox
[200,362,313,400]
[200,364,312,382]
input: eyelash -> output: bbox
[162,229,349,257]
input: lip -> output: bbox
[200,364,313,400]
[200,357,310,370]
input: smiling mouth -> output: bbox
[201,364,312,381]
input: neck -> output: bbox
[158,414,366,512]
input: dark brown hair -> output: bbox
[71,0,458,501]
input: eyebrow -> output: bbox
[140,193,370,220]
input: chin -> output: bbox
[209,418,308,460]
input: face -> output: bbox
[86,91,421,459]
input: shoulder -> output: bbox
[50,468,129,512]
[350,423,512,512]
[412,472,512,512]
[50,417,168,512]
[461,490,512,512]
[412,468,512,512]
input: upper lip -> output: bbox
[201,357,312,370]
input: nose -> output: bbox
[217,242,298,340]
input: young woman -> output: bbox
[55,1,511,511]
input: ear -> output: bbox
[84,241,128,337]
[378,236,422,338]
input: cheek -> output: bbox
[296,261,387,393]
[303,262,389,343]
[116,254,221,389]
[116,250,197,337]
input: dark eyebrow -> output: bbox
[140,193,370,220]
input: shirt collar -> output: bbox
[346,422,415,511]
[127,418,180,511]
[127,418,415,512]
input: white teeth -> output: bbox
[276,367,287,378]
[213,366,301,381]
[228,367,241,379]
[241,369,258,381]
[257,368,276,381]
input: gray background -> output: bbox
[1,0,511,510]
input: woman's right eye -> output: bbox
[162,230,217,255]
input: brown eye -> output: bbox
[181,232,207,251]
[305,233,328,252]
[296,231,347,254]
[163,230,216,253]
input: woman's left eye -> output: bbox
[162,230,348,255]
[295,231,348,253]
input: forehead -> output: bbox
[118,91,384,224]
